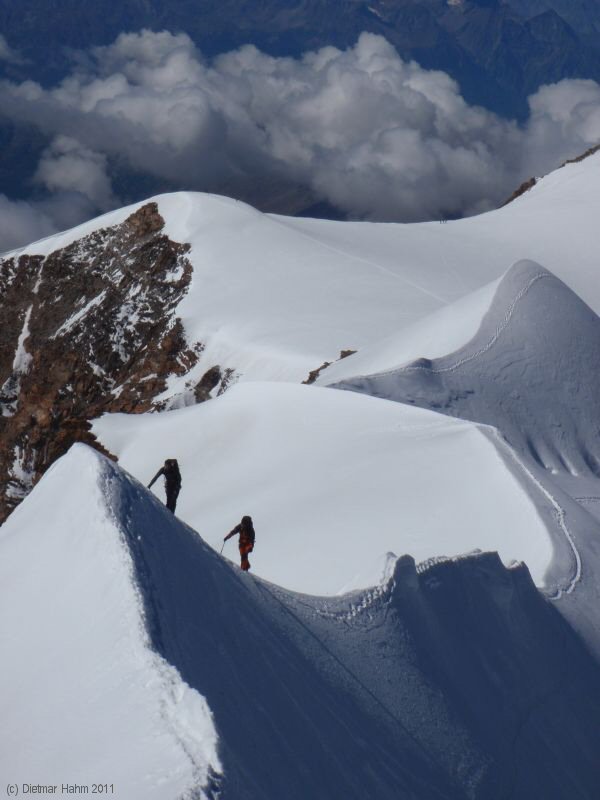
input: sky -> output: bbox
[1,29,600,250]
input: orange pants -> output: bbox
[239,541,254,571]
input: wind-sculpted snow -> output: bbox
[329,259,600,654]
[3,446,600,799]
[318,277,503,387]
[331,259,600,479]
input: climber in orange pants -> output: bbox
[224,515,255,571]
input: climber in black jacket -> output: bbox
[148,458,182,513]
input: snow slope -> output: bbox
[325,257,600,652]
[331,259,600,479]
[132,151,600,394]
[3,445,600,800]
[319,276,503,385]
[5,151,600,397]
[0,445,220,799]
[92,381,553,595]
[285,149,600,315]
[159,149,600,392]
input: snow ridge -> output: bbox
[485,426,583,600]
[328,268,551,384]
[4,154,600,797]
[327,260,600,601]
[99,460,223,797]
[0,445,221,799]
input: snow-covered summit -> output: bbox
[3,150,600,590]
[5,147,600,394]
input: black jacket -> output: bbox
[148,460,182,491]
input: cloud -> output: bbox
[0,187,112,254]
[0,137,115,253]
[523,79,600,175]
[0,28,600,249]
[0,196,57,254]
[34,135,116,210]
[0,34,24,65]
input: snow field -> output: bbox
[92,382,553,594]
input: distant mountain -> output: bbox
[1,0,600,221]
[2,0,600,118]
[504,0,600,35]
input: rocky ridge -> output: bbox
[0,203,227,522]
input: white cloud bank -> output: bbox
[1,30,600,249]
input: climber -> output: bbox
[224,515,256,571]
[148,458,182,513]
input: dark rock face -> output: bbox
[302,348,357,385]
[0,203,202,522]
[504,0,600,36]
[501,176,537,206]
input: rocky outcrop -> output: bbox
[502,143,600,207]
[501,176,537,206]
[0,203,204,522]
[562,143,600,166]
[302,349,357,385]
